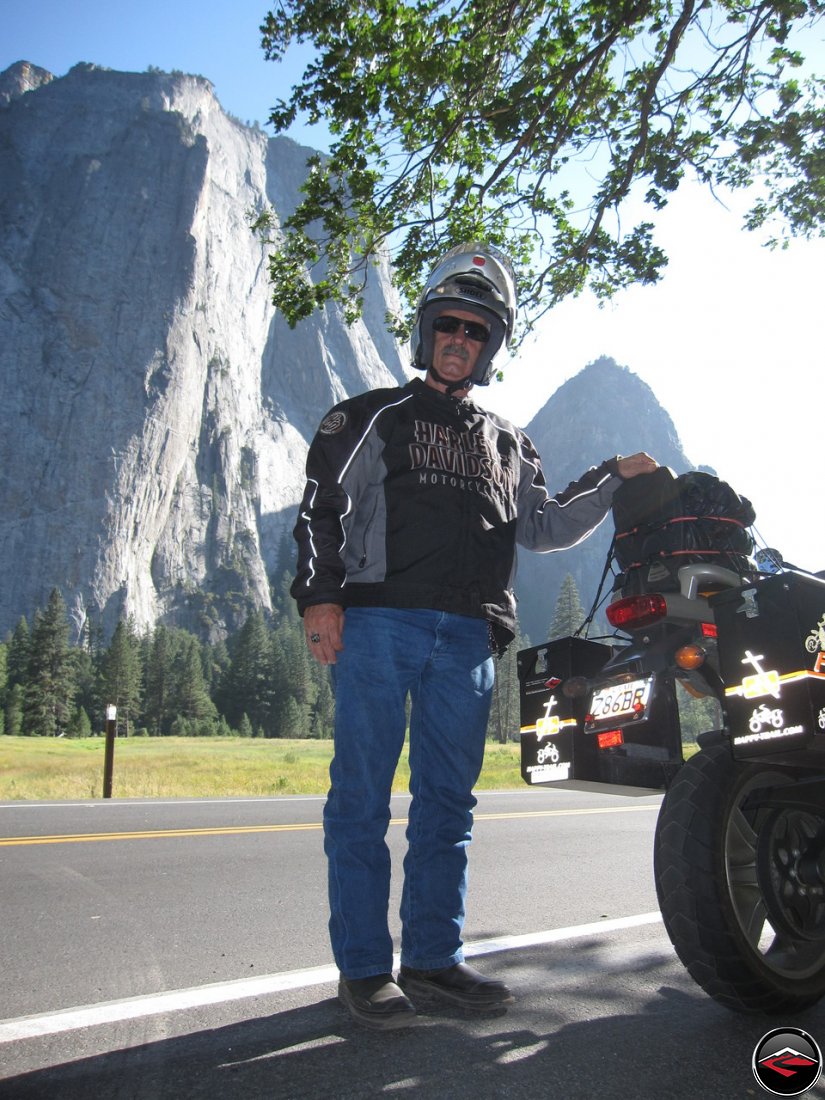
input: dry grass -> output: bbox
[0,736,525,801]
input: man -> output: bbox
[292,243,657,1028]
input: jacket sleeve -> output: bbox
[515,431,622,552]
[290,408,355,614]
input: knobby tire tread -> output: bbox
[654,743,825,1015]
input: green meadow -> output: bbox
[0,736,525,801]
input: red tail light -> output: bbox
[606,594,667,630]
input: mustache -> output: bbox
[440,343,470,361]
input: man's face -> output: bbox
[427,308,490,394]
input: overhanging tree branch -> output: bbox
[257,0,825,342]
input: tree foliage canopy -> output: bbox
[259,0,825,341]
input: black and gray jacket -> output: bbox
[291,378,622,645]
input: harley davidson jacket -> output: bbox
[291,378,622,646]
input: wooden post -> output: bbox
[103,704,117,799]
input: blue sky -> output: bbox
[3,2,825,569]
[2,0,300,130]
[1,0,331,151]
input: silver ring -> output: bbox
[310,633,321,644]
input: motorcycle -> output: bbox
[518,468,825,1015]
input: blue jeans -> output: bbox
[324,607,495,979]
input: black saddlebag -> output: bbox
[518,636,684,791]
[712,571,825,763]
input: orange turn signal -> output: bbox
[675,644,706,670]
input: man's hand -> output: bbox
[617,452,659,478]
[304,603,345,665]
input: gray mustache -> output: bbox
[441,344,470,361]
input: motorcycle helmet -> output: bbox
[411,242,517,388]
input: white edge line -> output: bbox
[463,910,663,959]
[0,912,662,1044]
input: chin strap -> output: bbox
[427,365,472,395]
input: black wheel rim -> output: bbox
[758,809,825,941]
[725,774,825,980]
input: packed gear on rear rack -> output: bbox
[610,467,756,598]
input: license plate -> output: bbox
[586,676,654,730]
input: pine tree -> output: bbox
[310,674,335,739]
[6,617,31,691]
[67,706,93,738]
[488,623,530,744]
[81,616,106,666]
[72,646,99,731]
[547,574,586,641]
[279,696,307,738]
[219,611,275,733]
[100,619,143,736]
[23,589,76,737]
[144,625,176,735]
[5,683,24,736]
[0,641,7,712]
[270,615,318,737]
[171,634,218,733]
[205,637,231,695]
[214,715,233,738]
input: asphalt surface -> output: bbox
[1,788,824,1099]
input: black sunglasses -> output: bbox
[432,315,491,343]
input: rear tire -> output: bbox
[654,743,825,1014]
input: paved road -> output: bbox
[1,787,824,1099]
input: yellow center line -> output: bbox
[0,823,321,846]
[0,804,659,846]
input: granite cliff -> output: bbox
[0,61,407,641]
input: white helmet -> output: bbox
[411,242,518,387]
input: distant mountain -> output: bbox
[513,356,695,644]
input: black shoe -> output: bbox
[398,962,514,1011]
[338,974,417,1030]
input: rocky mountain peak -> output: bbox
[0,60,54,107]
[514,355,694,644]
